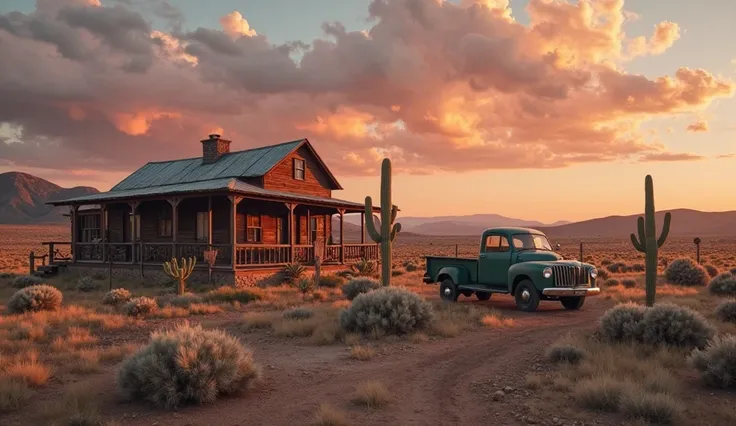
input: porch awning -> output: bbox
[46,177,377,212]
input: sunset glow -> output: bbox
[0,0,735,222]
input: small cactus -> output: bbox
[163,257,196,296]
[630,175,671,307]
[364,158,402,286]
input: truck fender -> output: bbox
[508,263,536,294]
[437,267,469,286]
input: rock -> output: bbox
[504,386,514,392]
[493,390,505,401]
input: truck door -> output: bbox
[478,233,512,288]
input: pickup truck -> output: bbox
[423,227,600,312]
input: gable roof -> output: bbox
[110,138,343,191]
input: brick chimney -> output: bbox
[200,134,231,164]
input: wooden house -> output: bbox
[45,135,379,284]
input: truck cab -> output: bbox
[423,227,601,312]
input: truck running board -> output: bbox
[456,285,507,294]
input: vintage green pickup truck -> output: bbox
[423,227,600,312]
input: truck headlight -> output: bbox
[590,268,598,279]
[543,267,552,279]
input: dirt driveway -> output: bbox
[99,295,611,426]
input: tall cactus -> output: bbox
[630,175,671,307]
[163,257,196,296]
[365,158,402,286]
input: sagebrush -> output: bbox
[664,258,707,286]
[599,303,646,343]
[640,303,714,349]
[102,288,132,306]
[339,287,434,335]
[689,334,736,389]
[341,277,380,301]
[118,322,261,408]
[123,296,158,317]
[708,272,736,296]
[7,284,63,314]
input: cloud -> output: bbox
[639,152,704,162]
[0,0,733,181]
[716,153,735,159]
[686,119,709,132]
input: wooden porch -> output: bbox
[47,194,378,271]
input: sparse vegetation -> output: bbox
[640,303,715,349]
[715,300,736,323]
[599,302,646,343]
[341,277,380,300]
[117,322,260,408]
[284,262,306,283]
[665,258,708,286]
[708,271,736,296]
[689,334,736,388]
[353,380,390,408]
[102,288,132,306]
[12,275,43,289]
[123,296,158,317]
[76,276,99,292]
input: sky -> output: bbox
[0,0,734,223]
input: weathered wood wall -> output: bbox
[262,145,335,197]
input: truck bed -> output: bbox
[424,256,478,284]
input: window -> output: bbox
[293,158,305,180]
[484,235,509,253]
[196,212,209,242]
[310,217,317,244]
[80,214,101,242]
[158,211,172,237]
[512,234,552,251]
[246,214,262,243]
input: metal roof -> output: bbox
[47,178,372,211]
[111,139,307,191]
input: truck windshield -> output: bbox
[512,234,553,251]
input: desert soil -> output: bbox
[94,295,610,426]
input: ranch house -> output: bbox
[44,135,379,285]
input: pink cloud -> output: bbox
[686,119,709,132]
[0,0,732,181]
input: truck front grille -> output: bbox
[552,265,588,287]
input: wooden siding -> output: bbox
[262,145,333,197]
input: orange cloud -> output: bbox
[686,120,709,132]
[220,11,257,38]
[112,111,182,136]
[639,152,704,162]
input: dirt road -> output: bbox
[106,295,611,426]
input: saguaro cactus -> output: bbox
[163,257,196,296]
[365,158,402,286]
[630,175,671,307]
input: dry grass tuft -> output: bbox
[42,382,103,426]
[525,374,543,390]
[3,351,51,387]
[480,312,515,328]
[353,380,391,408]
[349,345,375,360]
[313,403,349,426]
[0,378,32,413]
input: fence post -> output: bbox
[29,251,35,275]
[455,244,458,258]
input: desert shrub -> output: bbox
[621,279,637,289]
[283,262,306,284]
[282,307,313,320]
[123,297,158,317]
[606,262,630,274]
[102,288,132,306]
[336,269,354,279]
[641,303,715,349]
[619,391,681,424]
[339,287,433,335]
[290,278,314,299]
[76,276,99,292]
[341,278,380,301]
[704,264,719,278]
[317,274,344,288]
[391,270,404,277]
[205,287,261,304]
[7,285,63,314]
[404,261,418,272]
[599,303,646,343]
[631,263,645,273]
[352,259,377,276]
[689,334,736,388]
[159,293,203,308]
[601,259,612,266]
[603,278,620,287]
[715,300,736,323]
[12,275,43,289]
[546,343,585,364]
[573,377,628,412]
[664,258,707,286]
[117,322,260,408]
[708,272,736,296]
[596,269,610,280]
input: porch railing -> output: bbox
[42,242,379,268]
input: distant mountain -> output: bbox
[539,209,736,238]
[0,172,99,224]
[385,214,571,236]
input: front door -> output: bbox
[478,233,512,288]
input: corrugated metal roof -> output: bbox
[111,139,305,191]
[47,178,370,210]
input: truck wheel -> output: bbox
[440,279,459,302]
[560,297,585,310]
[461,291,474,298]
[514,280,540,312]
[476,292,492,301]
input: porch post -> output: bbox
[338,209,345,264]
[207,196,213,247]
[128,201,139,264]
[229,196,243,269]
[101,203,108,262]
[167,198,181,259]
[307,208,311,244]
[360,212,365,244]
[71,205,79,262]
[285,203,295,263]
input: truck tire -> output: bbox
[440,278,459,302]
[476,292,492,301]
[560,297,585,310]
[514,280,540,312]
[461,290,474,298]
